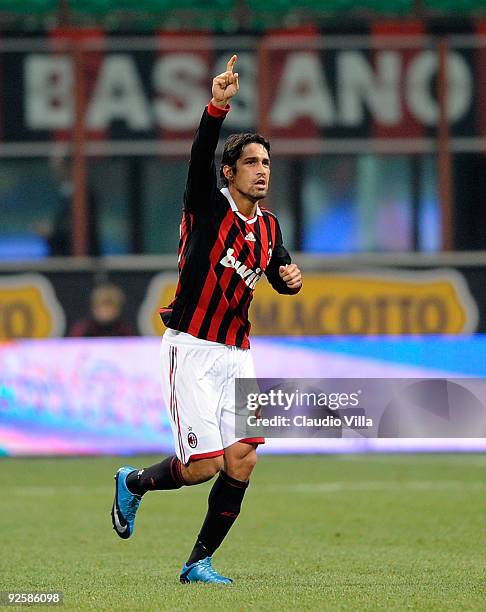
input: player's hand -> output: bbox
[211,55,239,108]
[279,264,302,291]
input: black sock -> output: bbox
[186,471,248,565]
[125,456,185,496]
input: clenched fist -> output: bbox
[211,55,239,108]
[279,264,302,292]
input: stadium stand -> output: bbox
[0,0,484,32]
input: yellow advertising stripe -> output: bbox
[141,269,478,337]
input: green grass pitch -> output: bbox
[2,453,486,611]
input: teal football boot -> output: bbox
[111,466,142,539]
[180,557,233,585]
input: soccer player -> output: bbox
[111,55,302,584]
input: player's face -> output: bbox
[232,143,270,201]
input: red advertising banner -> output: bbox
[0,32,484,156]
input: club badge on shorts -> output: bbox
[188,432,198,448]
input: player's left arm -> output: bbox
[265,221,302,295]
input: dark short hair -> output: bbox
[220,133,271,187]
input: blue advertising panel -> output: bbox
[1,336,486,456]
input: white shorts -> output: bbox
[160,329,264,463]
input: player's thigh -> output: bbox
[220,347,263,444]
[221,347,262,480]
[160,338,225,464]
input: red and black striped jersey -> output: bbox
[161,103,296,349]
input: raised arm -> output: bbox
[184,55,240,214]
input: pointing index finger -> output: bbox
[226,54,237,73]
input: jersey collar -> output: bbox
[220,187,262,224]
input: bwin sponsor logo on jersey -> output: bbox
[220,248,262,289]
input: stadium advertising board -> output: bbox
[0,266,480,338]
[243,270,477,336]
[2,336,486,456]
[0,31,484,155]
[24,48,471,133]
[139,269,478,336]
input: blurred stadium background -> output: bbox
[2,2,486,610]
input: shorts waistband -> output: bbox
[163,328,245,350]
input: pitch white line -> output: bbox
[334,455,486,467]
[263,480,486,494]
[6,485,112,496]
[5,479,486,497]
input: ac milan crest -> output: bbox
[188,432,198,448]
